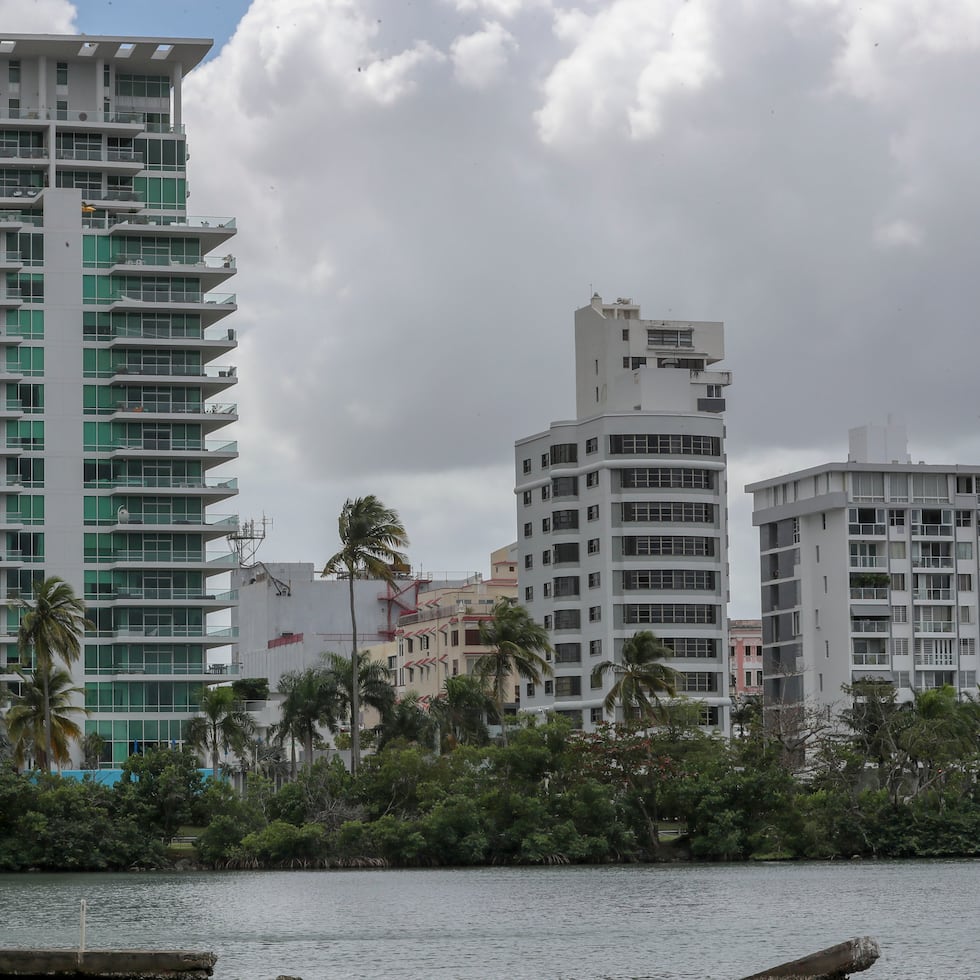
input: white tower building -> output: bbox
[514,294,732,732]
[747,421,980,729]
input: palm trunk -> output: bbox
[497,662,507,747]
[348,573,360,775]
[42,664,52,773]
[304,730,313,769]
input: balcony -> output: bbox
[912,555,953,569]
[913,620,955,633]
[101,214,236,248]
[913,588,953,601]
[851,619,890,633]
[848,522,886,535]
[56,147,143,172]
[107,290,236,326]
[0,286,23,306]
[0,106,185,133]
[849,555,885,568]
[850,587,889,600]
[85,662,240,678]
[109,254,236,287]
[0,250,23,270]
[911,523,953,537]
[100,323,237,349]
[0,186,42,203]
[90,587,238,603]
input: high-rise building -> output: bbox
[515,294,732,732]
[746,421,980,730]
[0,36,238,767]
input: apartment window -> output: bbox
[553,609,580,629]
[524,586,533,601]
[609,434,720,456]
[542,550,551,565]
[589,639,602,657]
[889,541,906,559]
[524,554,533,569]
[958,574,973,591]
[552,509,579,530]
[56,62,69,85]
[526,683,535,697]
[891,573,906,591]
[960,606,973,624]
[960,638,976,657]
[586,471,599,488]
[543,615,552,629]
[756,671,763,687]
[624,604,717,625]
[543,582,552,597]
[589,606,601,622]
[590,706,604,724]
[792,517,800,543]
[792,610,800,635]
[451,630,459,646]
[541,453,549,468]
[8,61,20,83]
[550,443,578,465]
[586,437,598,454]
[522,458,531,474]
[744,670,752,688]
[7,98,19,118]
[554,643,581,664]
[553,542,579,563]
[622,357,630,369]
[891,605,907,623]
[647,327,693,348]
[620,467,714,490]
[621,328,629,341]
[891,637,909,656]
[588,572,600,588]
[591,671,603,690]
[623,569,715,590]
[522,490,532,506]
[956,475,974,494]
[56,100,68,120]
[706,384,722,398]
[552,476,579,498]
[822,513,827,530]
[553,576,579,597]
[587,505,599,521]
[542,518,551,533]
[889,509,905,527]
[957,541,973,560]
[544,680,553,694]
[555,676,582,697]
[622,501,715,523]
[523,522,532,538]
[956,510,972,527]
[541,485,551,501]
[103,64,111,88]
[587,538,600,555]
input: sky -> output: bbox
[7,0,980,616]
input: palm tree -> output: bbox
[322,496,408,774]
[591,630,679,724]
[376,692,437,751]
[323,651,395,750]
[16,576,93,771]
[429,673,494,749]
[5,666,85,770]
[474,599,552,745]
[185,685,255,778]
[272,666,339,774]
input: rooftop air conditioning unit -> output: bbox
[79,112,87,121]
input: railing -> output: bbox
[848,523,885,535]
[914,653,956,666]
[108,625,239,639]
[111,290,235,305]
[849,556,885,568]
[110,438,237,453]
[912,556,953,568]
[914,620,955,632]
[0,106,185,132]
[0,147,46,159]
[82,476,238,490]
[0,252,22,264]
[111,255,235,270]
[850,588,889,600]
[86,512,239,528]
[57,148,143,163]
[83,213,235,231]
[0,187,42,199]
[88,587,238,601]
[108,364,236,379]
[86,663,240,677]
[911,524,953,537]
[913,588,952,601]
[851,653,890,666]
[851,620,890,633]
[112,402,237,416]
[0,210,42,226]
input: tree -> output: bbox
[591,630,679,724]
[5,667,85,771]
[430,674,494,748]
[185,685,255,778]
[474,599,552,745]
[322,495,409,774]
[323,651,395,751]
[80,731,107,770]
[273,666,339,775]
[16,576,92,772]
[376,692,438,752]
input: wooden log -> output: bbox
[740,936,881,980]
[0,948,216,979]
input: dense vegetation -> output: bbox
[1,681,978,872]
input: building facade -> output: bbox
[747,422,980,727]
[515,294,733,732]
[730,619,763,696]
[0,36,238,766]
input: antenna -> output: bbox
[228,513,272,566]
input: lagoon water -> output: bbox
[0,862,977,979]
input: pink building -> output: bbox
[730,619,763,696]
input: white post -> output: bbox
[79,899,87,958]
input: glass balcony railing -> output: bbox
[851,620,890,633]
[913,588,952,601]
[913,620,955,633]
[83,213,235,231]
[0,106,184,132]
[850,588,889,600]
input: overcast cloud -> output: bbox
[7,0,980,614]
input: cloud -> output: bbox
[873,219,922,248]
[536,0,721,145]
[0,0,76,32]
[451,21,518,89]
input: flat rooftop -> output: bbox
[0,34,212,74]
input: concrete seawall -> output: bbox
[0,949,216,979]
